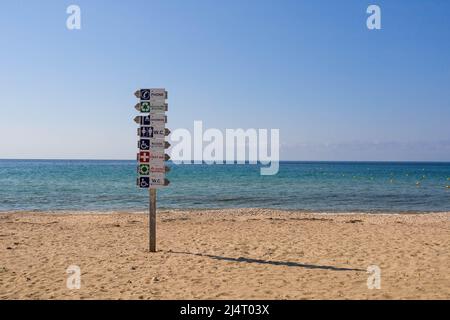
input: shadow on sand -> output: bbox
[168,251,365,272]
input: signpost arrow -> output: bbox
[135,102,168,112]
[135,89,168,101]
[134,115,167,125]
[149,176,170,187]
[147,140,170,149]
[148,126,168,140]
[148,165,171,173]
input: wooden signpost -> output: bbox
[134,88,170,252]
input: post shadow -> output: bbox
[168,251,365,272]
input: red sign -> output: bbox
[139,151,150,163]
[149,152,165,160]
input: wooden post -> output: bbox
[149,188,157,252]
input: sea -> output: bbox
[0,160,449,213]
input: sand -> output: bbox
[0,208,449,300]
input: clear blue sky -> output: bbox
[1,0,449,161]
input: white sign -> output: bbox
[148,158,164,168]
[148,114,166,125]
[149,173,169,188]
[135,102,168,112]
[136,88,167,102]
[134,115,167,126]
[150,140,170,149]
[150,125,166,140]
[149,152,166,161]
[149,164,170,173]
[147,153,170,167]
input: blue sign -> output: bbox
[142,116,151,125]
[140,89,151,100]
[139,126,152,138]
[139,138,150,150]
[138,177,150,188]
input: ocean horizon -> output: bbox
[0,159,449,213]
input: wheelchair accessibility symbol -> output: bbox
[139,139,150,150]
[138,177,150,188]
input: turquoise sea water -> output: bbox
[0,160,449,213]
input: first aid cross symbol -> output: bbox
[139,151,150,163]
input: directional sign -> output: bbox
[134,115,167,126]
[135,115,151,126]
[148,115,166,125]
[138,126,152,138]
[148,140,171,149]
[134,88,170,252]
[149,173,170,188]
[138,151,170,162]
[147,126,170,140]
[150,178,170,187]
[138,127,170,139]
[138,151,150,163]
[137,126,170,138]
[149,164,170,173]
[138,164,150,175]
[148,158,164,168]
[135,89,167,101]
[150,126,164,140]
[135,102,168,112]
[149,152,166,161]
[134,88,170,195]
[137,176,150,189]
[140,101,151,112]
[140,152,169,165]
[138,139,150,150]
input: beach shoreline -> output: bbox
[1,209,449,299]
[2,207,449,215]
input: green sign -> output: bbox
[139,164,150,175]
[140,102,151,112]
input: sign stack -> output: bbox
[134,88,170,189]
[133,88,170,252]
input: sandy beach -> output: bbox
[0,209,449,300]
